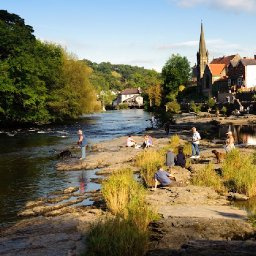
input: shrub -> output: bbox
[183,142,192,156]
[222,149,256,197]
[102,169,144,216]
[136,150,164,187]
[117,103,129,109]
[207,98,216,108]
[221,106,227,115]
[86,217,148,256]
[101,169,158,226]
[190,101,201,113]
[192,163,225,193]
[169,134,180,150]
[166,101,181,114]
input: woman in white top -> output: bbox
[225,131,235,153]
[127,135,136,147]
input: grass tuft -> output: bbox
[192,163,225,193]
[222,149,256,197]
[86,217,148,256]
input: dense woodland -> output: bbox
[0,10,192,126]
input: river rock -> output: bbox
[228,192,249,201]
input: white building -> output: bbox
[113,88,143,108]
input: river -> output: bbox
[0,109,151,225]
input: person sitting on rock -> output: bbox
[166,149,175,169]
[142,135,153,149]
[126,135,136,147]
[175,147,186,168]
[153,166,176,190]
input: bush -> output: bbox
[192,163,225,193]
[166,101,181,114]
[136,150,165,187]
[117,103,129,109]
[86,217,148,256]
[102,169,144,216]
[222,149,256,197]
[190,101,201,113]
[221,106,227,115]
[169,134,180,150]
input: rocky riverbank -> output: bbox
[1,113,256,256]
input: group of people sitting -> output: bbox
[166,147,186,168]
[126,134,153,149]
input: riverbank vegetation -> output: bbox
[86,169,158,255]
[0,10,101,125]
[0,10,163,125]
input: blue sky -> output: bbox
[1,0,256,71]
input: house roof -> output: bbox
[240,59,256,66]
[209,64,226,76]
[210,55,238,65]
[121,88,140,95]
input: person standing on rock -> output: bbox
[190,127,201,159]
[77,129,86,160]
[225,131,235,153]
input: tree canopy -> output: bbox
[162,54,191,101]
[0,10,99,125]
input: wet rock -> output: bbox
[228,193,249,201]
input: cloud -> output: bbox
[172,0,256,12]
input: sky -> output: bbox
[1,0,256,71]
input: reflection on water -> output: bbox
[0,109,151,225]
[232,197,256,216]
[218,124,256,146]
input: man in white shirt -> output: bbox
[190,127,201,159]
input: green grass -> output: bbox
[222,149,256,197]
[86,217,148,256]
[86,169,159,255]
[192,163,225,193]
[136,149,165,187]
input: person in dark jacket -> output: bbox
[175,147,186,168]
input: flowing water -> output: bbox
[0,109,151,225]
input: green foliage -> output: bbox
[192,163,225,193]
[162,54,191,102]
[221,106,227,115]
[166,101,181,114]
[102,169,143,216]
[116,103,129,110]
[169,134,180,150]
[222,149,256,197]
[253,94,256,101]
[86,217,148,256]
[207,98,216,108]
[190,101,201,113]
[136,150,165,187]
[0,11,100,124]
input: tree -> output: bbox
[162,54,191,101]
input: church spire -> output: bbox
[197,21,209,88]
[199,22,207,56]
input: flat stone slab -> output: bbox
[159,205,248,220]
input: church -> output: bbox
[196,23,256,100]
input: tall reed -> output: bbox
[86,217,148,256]
[101,169,143,216]
[192,163,225,193]
[222,149,256,197]
[136,149,164,187]
[86,169,158,256]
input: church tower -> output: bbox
[197,22,209,89]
